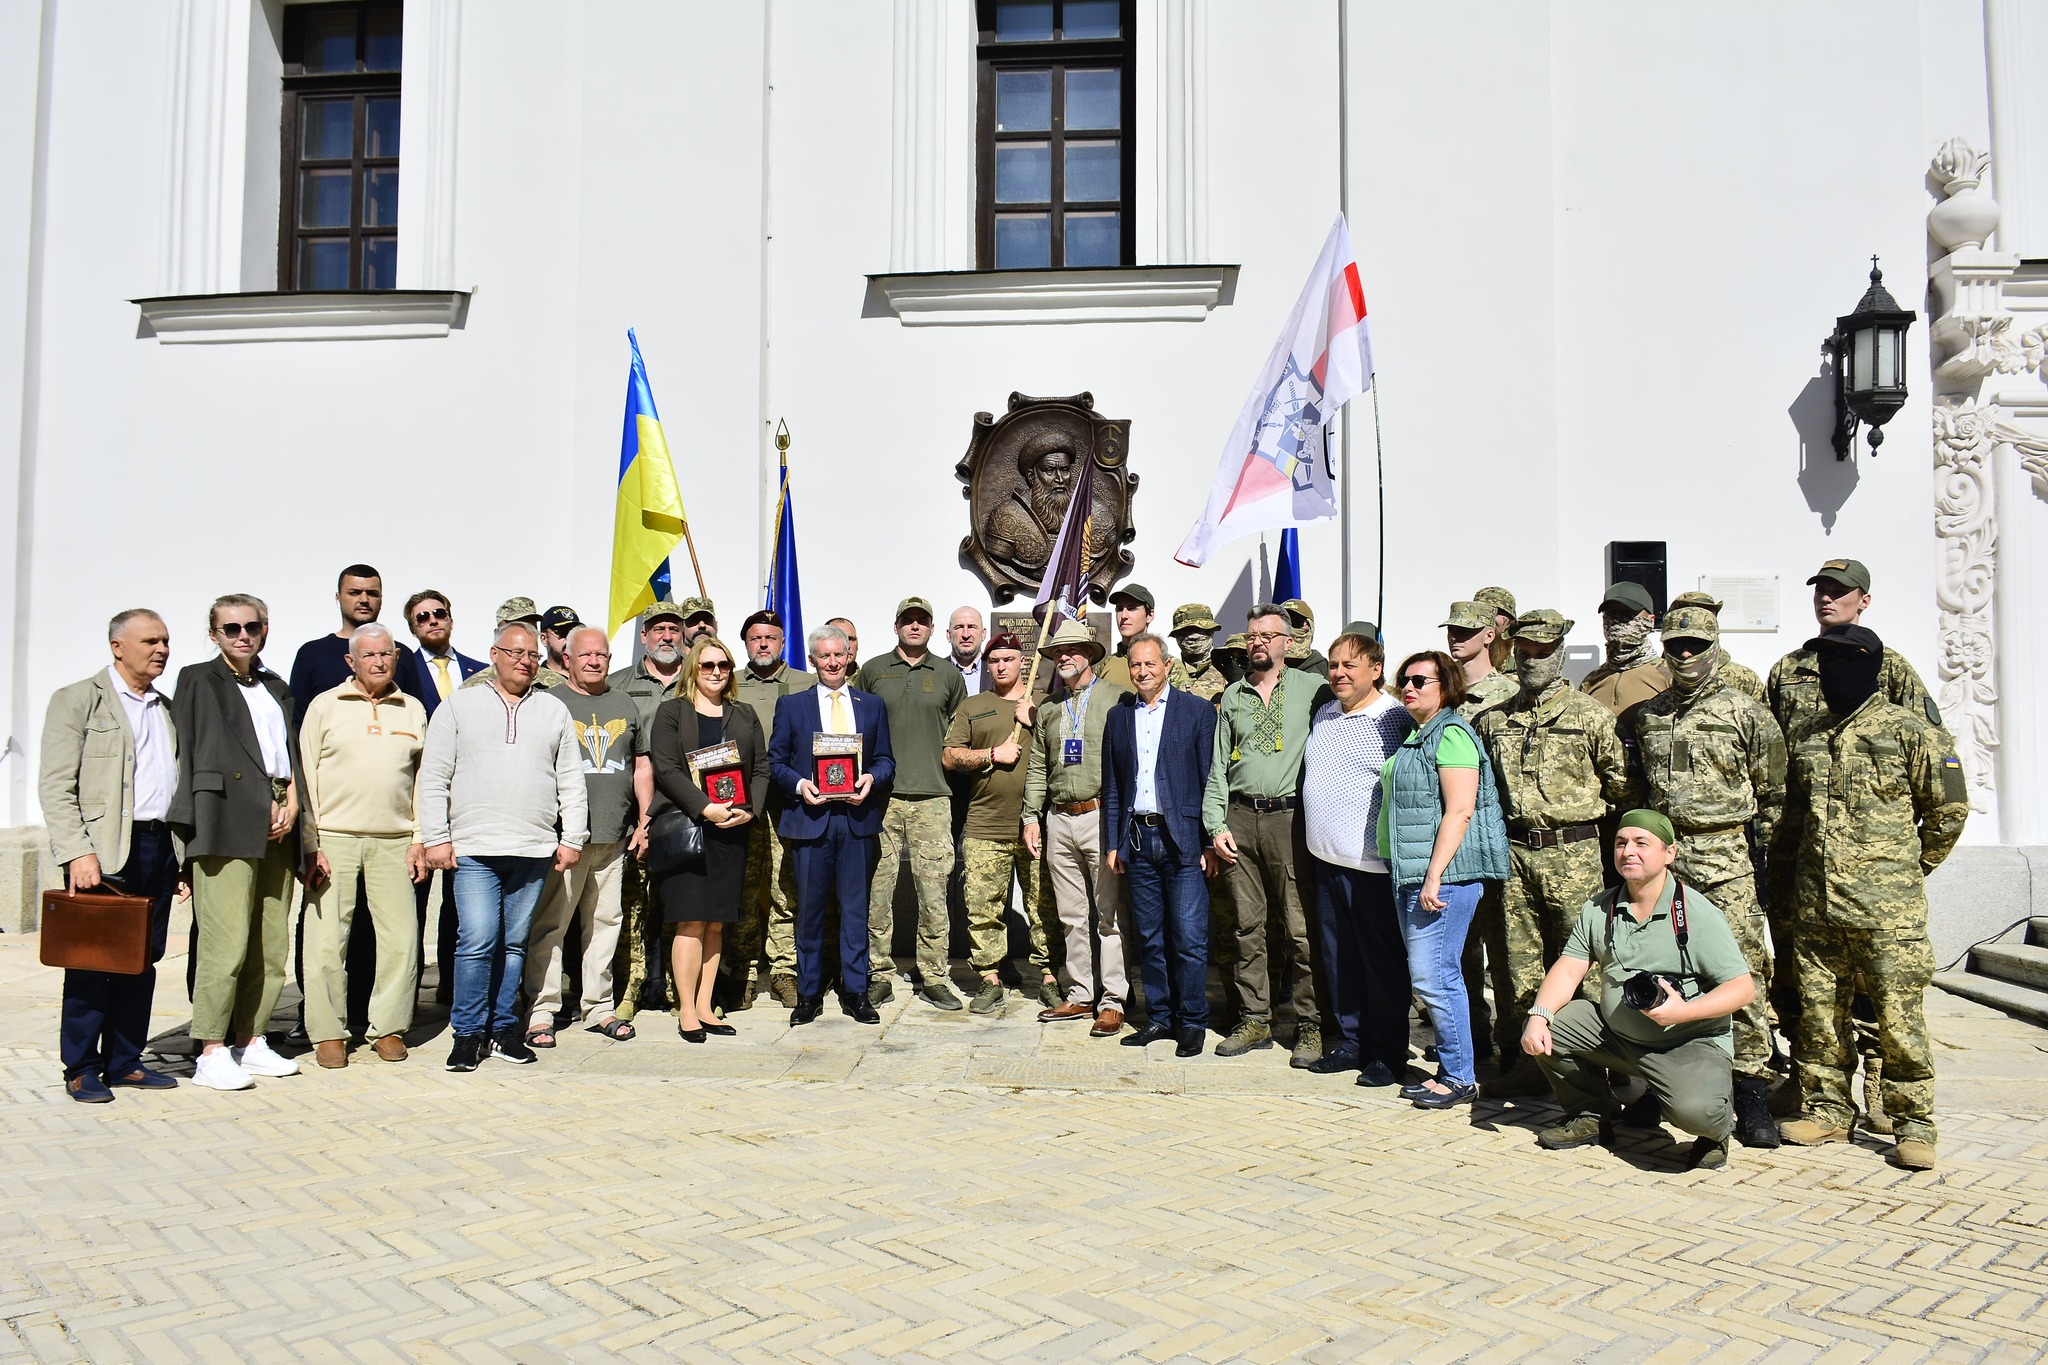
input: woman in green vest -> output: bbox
[1376,650,1510,1108]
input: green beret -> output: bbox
[1617,809,1677,845]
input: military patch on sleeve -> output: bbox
[1924,697,1945,727]
[1941,755,1968,803]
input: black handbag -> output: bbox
[645,807,705,878]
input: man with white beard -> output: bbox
[609,602,690,1022]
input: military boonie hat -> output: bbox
[1037,619,1105,663]
[1510,609,1573,644]
[1220,632,1249,652]
[1108,583,1156,611]
[1660,605,1720,643]
[739,609,783,637]
[894,595,934,622]
[1170,603,1219,633]
[677,595,717,622]
[1473,587,1517,620]
[540,605,580,633]
[1599,582,1656,617]
[1807,558,1873,593]
[1667,590,1724,615]
[640,599,685,626]
[495,596,542,626]
[1282,598,1314,626]
[1441,601,1494,632]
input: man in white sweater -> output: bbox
[419,623,589,1072]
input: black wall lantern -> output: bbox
[1828,257,1916,459]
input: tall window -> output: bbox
[280,3,402,290]
[975,1,1134,270]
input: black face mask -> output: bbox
[1816,647,1882,717]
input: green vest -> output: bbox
[1386,709,1510,890]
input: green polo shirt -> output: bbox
[734,661,815,738]
[1202,666,1332,836]
[606,659,687,732]
[857,649,967,799]
[1563,876,1752,1056]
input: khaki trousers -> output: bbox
[524,839,627,1028]
[1222,805,1319,1030]
[190,848,295,1043]
[1044,809,1127,1008]
[304,832,420,1044]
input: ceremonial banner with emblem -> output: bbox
[1031,460,1095,635]
[1176,215,1373,566]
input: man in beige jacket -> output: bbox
[298,624,430,1067]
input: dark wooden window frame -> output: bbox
[974,1,1137,271]
[278,2,402,291]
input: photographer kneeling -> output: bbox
[1520,810,1756,1170]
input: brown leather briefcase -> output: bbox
[39,888,152,975]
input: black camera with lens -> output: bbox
[1620,972,1686,1011]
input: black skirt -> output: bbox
[658,819,750,924]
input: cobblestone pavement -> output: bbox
[3,919,2045,1363]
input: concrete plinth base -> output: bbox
[0,827,59,934]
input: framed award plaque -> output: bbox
[688,741,747,808]
[813,733,863,799]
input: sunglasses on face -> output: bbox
[1399,674,1439,690]
[699,660,733,672]
[412,607,450,624]
[216,621,264,637]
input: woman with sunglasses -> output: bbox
[1376,650,1510,1107]
[649,636,768,1041]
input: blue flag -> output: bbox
[767,463,805,668]
[1273,528,1302,605]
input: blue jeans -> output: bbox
[60,822,177,1081]
[452,856,550,1037]
[1397,880,1484,1087]
[1123,822,1210,1030]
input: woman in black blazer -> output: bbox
[649,636,769,1042]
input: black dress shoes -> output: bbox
[1174,1027,1206,1058]
[1306,1048,1362,1075]
[1356,1060,1399,1088]
[790,996,824,1026]
[840,990,881,1024]
[1119,1020,1175,1048]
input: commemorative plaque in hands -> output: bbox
[813,733,864,800]
[688,741,747,810]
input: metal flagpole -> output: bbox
[1336,0,1354,625]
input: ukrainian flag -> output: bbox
[610,329,687,634]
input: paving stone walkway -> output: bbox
[2,923,2044,1362]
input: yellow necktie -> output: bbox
[831,690,851,733]
[432,656,453,700]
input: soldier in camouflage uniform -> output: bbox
[857,597,969,1009]
[1666,592,1762,699]
[1168,604,1230,705]
[1774,625,1969,1171]
[608,601,692,1023]
[942,633,1060,1013]
[1474,609,1638,1096]
[1214,632,1249,686]
[1446,600,1519,1059]
[461,598,570,691]
[1473,587,1518,678]
[1630,605,1788,1146]
[733,609,813,1008]
[1282,599,1329,679]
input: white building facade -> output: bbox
[2,0,2045,882]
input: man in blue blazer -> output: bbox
[768,622,896,1025]
[402,589,486,720]
[1102,633,1217,1057]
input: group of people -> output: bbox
[40,557,1968,1174]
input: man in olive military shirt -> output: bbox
[732,609,813,1008]
[858,596,970,1009]
[1101,585,1192,693]
[1582,582,1671,725]
[461,599,570,692]
[942,633,1057,1014]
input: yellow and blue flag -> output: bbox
[765,462,805,669]
[610,329,687,634]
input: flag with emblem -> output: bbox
[1176,214,1373,566]
[1032,464,1094,636]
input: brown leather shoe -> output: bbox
[1089,1007,1125,1038]
[1038,1000,1094,1023]
[315,1040,347,1069]
[372,1034,408,1063]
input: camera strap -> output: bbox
[1605,877,1697,977]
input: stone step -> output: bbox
[1934,970,2048,1028]
[2028,917,2048,949]
[1971,942,2048,991]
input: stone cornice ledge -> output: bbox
[132,289,472,343]
[865,265,1237,325]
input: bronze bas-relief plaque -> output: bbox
[956,392,1137,604]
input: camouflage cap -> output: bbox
[894,595,934,622]
[1220,632,1249,653]
[495,596,542,626]
[677,595,717,621]
[1108,583,1156,611]
[640,599,685,626]
[1441,600,1494,631]
[1281,598,1314,626]
[1170,603,1219,633]
[1510,609,1573,644]
[1806,558,1872,592]
[1599,581,1656,617]
[1473,586,1517,620]
[1667,590,1724,615]
[1660,605,1720,643]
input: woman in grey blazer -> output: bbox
[168,594,305,1092]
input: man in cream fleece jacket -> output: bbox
[419,623,589,1072]
[299,624,430,1068]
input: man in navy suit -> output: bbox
[1102,633,1218,1057]
[768,622,896,1025]
[403,589,486,1003]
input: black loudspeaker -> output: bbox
[1605,541,1668,616]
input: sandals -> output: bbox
[525,1028,557,1049]
[588,1017,635,1042]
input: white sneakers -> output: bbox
[233,1036,301,1078]
[192,1049,255,1091]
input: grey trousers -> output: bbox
[1535,998,1735,1140]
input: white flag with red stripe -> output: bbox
[1176,215,1373,567]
